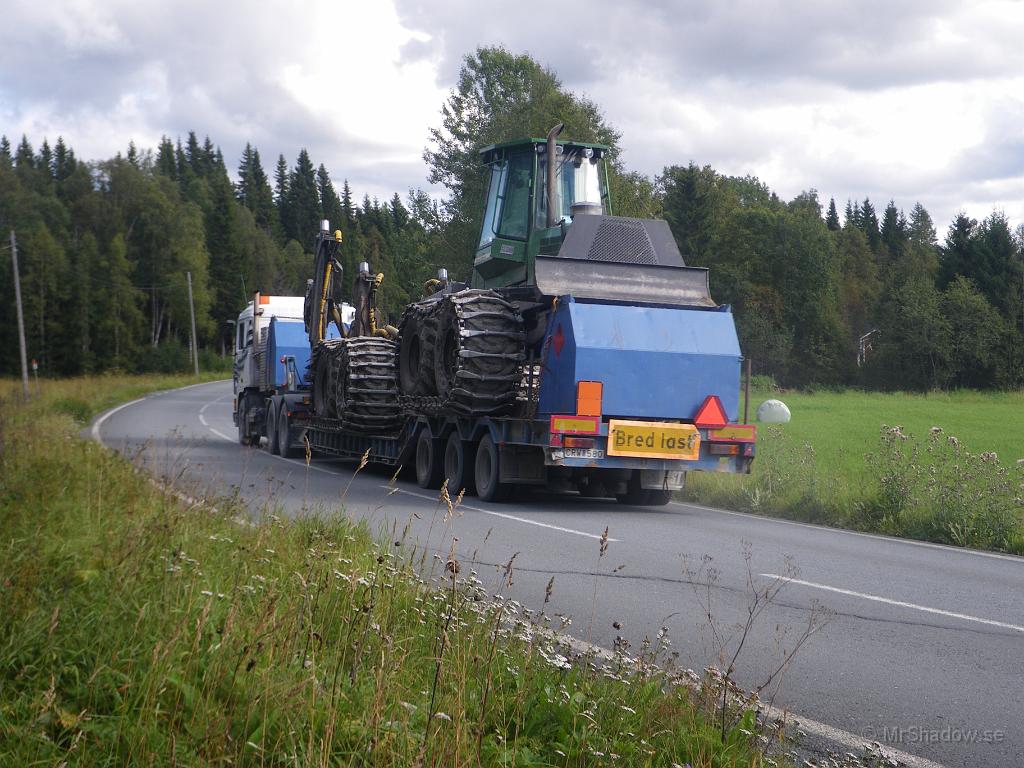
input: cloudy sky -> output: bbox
[3,0,1024,233]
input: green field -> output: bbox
[685,387,1024,554]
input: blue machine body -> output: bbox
[266,318,314,389]
[537,297,742,421]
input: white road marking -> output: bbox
[90,397,146,447]
[677,501,1024,565]
[199,413,208,426]
[209,428,235,443]
[276,456,338,475]
[384,485,621,542]
[762,573,1024,634]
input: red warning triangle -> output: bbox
[694,395,729,429]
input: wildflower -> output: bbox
[930,426,942,435]
[947,436,960,447]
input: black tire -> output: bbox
[645,488,673,506]
[237,395,259,446]
[278,407,298,459]
[475,433,509,502]
[266,400,280,455]
[398,312,427,395]
[443,431,477,496]
[415,429,443,489]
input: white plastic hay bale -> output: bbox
[757,399,791,423]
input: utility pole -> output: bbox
[10,230,29,401]
[186,270,200,376]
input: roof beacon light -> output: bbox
[320,219,330,232]
[694,395,729,430]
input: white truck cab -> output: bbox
[233,295,308,395]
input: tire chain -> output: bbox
[312,336,402,434]
[398,289,525,417]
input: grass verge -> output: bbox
[1,376,778,767]
[684,387,1024,555]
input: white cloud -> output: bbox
[2,0,1024,229]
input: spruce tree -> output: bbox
[236,143,254,204]
[880,200,907,263]
[316,164,344,231]
[825,197,840,231]
[156,137,176,178]
[274,154,290,241]
[287,149,319,246]
[341,179,354,225]
[860,198,881,252]
[246,148,276,233]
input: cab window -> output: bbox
[478,150,533,247]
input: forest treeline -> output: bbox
[1,46,1022,389]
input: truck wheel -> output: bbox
[237,396,259,446]
[278,407,298,459]
[266,400,280,455]
[475,433,509,502]
[415,429,443,489]
[443,432,477,496]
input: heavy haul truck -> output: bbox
[233,125,756,505]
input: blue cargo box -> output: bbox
[266,318,312,390]
[538,297,742,422]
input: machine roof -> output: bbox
[479,137,611,157]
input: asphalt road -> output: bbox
[92,380,1024,768]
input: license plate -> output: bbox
[563,448,605,459]
[607,420,700,460]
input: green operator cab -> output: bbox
[472,131,611,290]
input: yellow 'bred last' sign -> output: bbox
[606,420,701,461]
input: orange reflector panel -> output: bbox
[708,424,757,443]
[694,395,729,429]
[259,295,271,304]
[576,380,603,417]
[549,415,601,435]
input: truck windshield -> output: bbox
[536,147,606,228]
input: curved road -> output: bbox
[93,380,1023,768]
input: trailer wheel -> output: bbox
[644,488,673,506]
[278,407,298,459]
[443,432,477,496]
[266,400,280,455]
[475,433,509,502]
[415,429,443,489]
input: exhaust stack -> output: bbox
[545,123,564,228]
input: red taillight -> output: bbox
[709,443,740,456]
[694,395,729,429]
[563,437,595,449]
